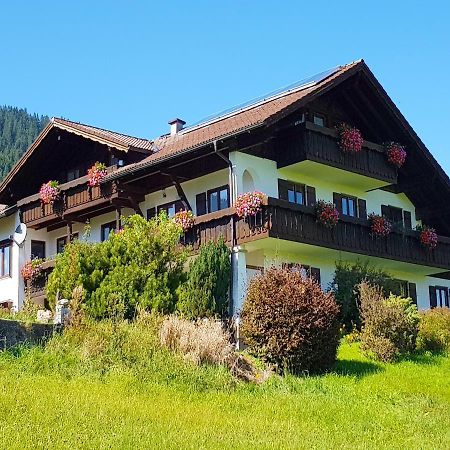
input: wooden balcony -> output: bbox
[277,121,398,184]
[185,198,450,271]
[26,260,55,306]
[18,168,138,230]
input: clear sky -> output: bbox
[1,1,449,171]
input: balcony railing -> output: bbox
[26,260,55,306]
[277,121,398,183]
[18,167,123,229]
[185,198,450,270]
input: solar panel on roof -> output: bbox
[184,66,340,132]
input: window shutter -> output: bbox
[403,211,412,229]
[196,193,207,216]
[429,286,437,309]
[306,186,316,206]
[381,205,389,218]
[446,289,450,308]
[333,193,342,213]
[408,282,417,305]
[358,199,367,219]
[146,207,156,220]
[310,267,321,284]
[278,179,289,201]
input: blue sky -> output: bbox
[1,1,449,171]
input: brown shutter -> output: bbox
[429,286,437,308]
[333,193,342,213]
[196,193,207,216]
[403,211,412,229]
[278,179,289,201]
[408,282,417,305]
[146,207,156,220]
[358,199,367,219]
[381,205,389,218]
[310,267,321,284]
[306,186,316,206]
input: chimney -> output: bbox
[168,118,186,136]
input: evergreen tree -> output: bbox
[0,106,49,181]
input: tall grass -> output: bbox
[0,319,449,449]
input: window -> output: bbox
[0,240,11,278]
[278,180,312,206]
[56,233,79,254]
[67,168,80,182]
[429,286,449,308]
[333,193,367,219]
[282,263,321,284]
[381,205,405,228]
[101,222,116,242]
[31,240,46,259]
[157,200,184,218]
[207,186,229,213]
[313,113,326,127]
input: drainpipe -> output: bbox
[214,141,237,318]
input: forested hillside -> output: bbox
[0,106,49,180]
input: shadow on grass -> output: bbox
[333,359,383,378]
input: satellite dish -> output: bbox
[13,223,27,246]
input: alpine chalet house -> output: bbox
[1,60,450,313]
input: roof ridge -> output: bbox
[52,117,153,143]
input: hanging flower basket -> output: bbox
[87,162,108,187]
[368,213,392,237]
[173,209,195,232]
[418,225,438,250]
[315,200,339,228]
[385,142,407,168]
[39,181,60,204]
[21,259,44,282]
[235,191,265,218]
[336,123,364,154]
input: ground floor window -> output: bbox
[429,286,449,308]
[57,233,79,253]
[0,240,11,278]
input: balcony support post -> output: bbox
[66,222,73,243]
[115,206,122,231]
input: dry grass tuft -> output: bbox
[160,316,270,383]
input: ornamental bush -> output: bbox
[359,282,420,362]
[177,237,231,319]
[47,213,187,319]
[331,260,397,329]
[241,267,340,374]
[416,308,450,353]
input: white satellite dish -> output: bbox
[12,223,27,246]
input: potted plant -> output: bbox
[87,162,108,187]
[173,209,195,231]
[336,123,364,154]
[21,259,44,282]
[315,200,339,228]
[235,191,265,218]
[417,225,438,250]
[385,142,407,168]
[39,181,60,204]
[368,213,392,237]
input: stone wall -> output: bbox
[0,319,53,350]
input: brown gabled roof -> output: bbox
[110,60,362,177]
[51,118,153,152]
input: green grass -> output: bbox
[0,323,449,449]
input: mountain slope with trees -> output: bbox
[0,106,49,181]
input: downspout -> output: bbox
[214,140,237,317]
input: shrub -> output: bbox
[241,267,340,374]
[47,214,187,319]
[359,282,420,362]
[416,308,450,353]
[331,260,397,329]
[177,238,230,319]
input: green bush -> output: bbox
[359,282,420,362]
[177,238,230,319]
[47,214,187,319]
[416,308,450,353]
[241,267,340,374]
[331,260,397,329]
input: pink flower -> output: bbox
[39,181,60,204]
[385,142,407,168]
[173,209,195,231]
[87,162,108,187]
[21,259,44,281]
[337,123,364,153]
[368,213,391,237]
[315,200,339,228]
[235,191,265,218]
[419,226,438,250]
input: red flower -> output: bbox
[173,209,195,231]
[337,123,364,154]
[386,142,407,168]
[21,259,44,281]
[315,200,339,228]
[419,226,438,250]
[87,162,108,187]
[235,191,265,218]
[368,213,391,237]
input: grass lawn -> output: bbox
[0,341,449,450]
